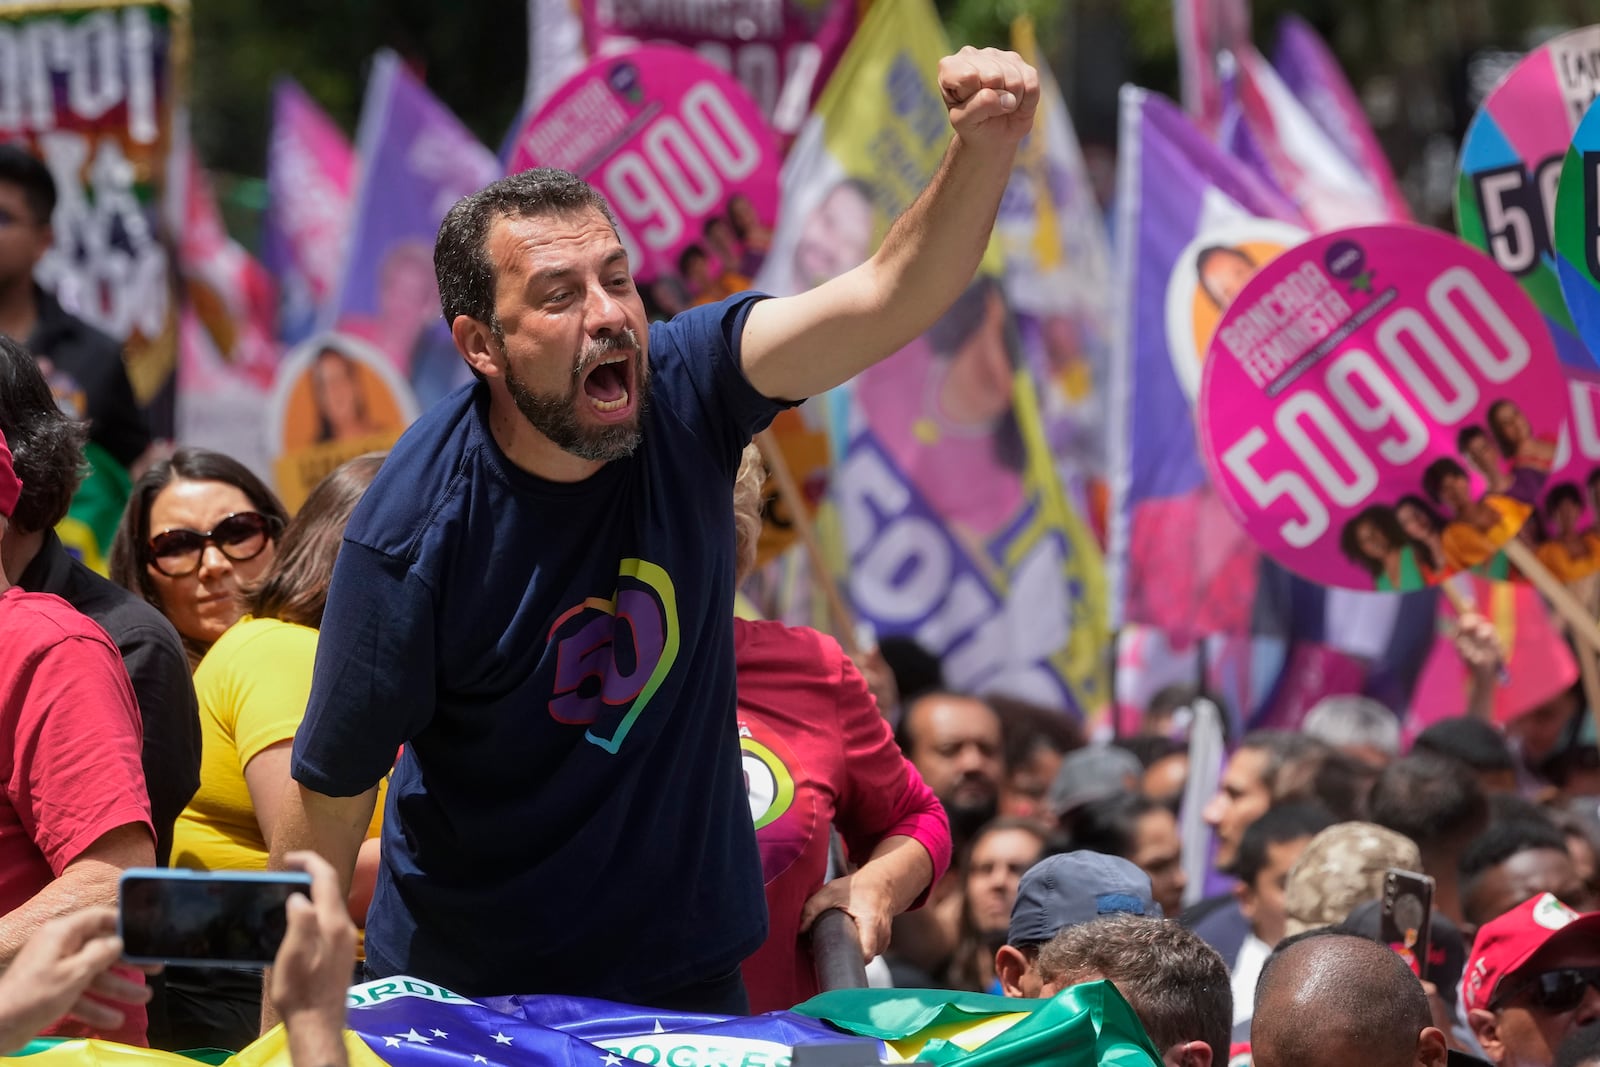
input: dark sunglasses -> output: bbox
[146,511,278,577]
[1496,967,1600,1014]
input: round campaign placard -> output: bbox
[1455,23,1600,371]
[509,45,781,305]
[1556,93,1600,360]
[1198,224,1569,592]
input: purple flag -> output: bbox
[325,51,502,410]
[1272,16,1410,223]
[1106,87,1304,643]
[263,78,356,344]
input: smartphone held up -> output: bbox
[118,869,313,968]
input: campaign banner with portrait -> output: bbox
[580,0,861,144]
[262,78,355,345]
[510,45,782,320]
[1106,86,1302,641]
[757,0,1107,718]
[1456,23,1600,374]
[998,18,1115,511]
[325,50,501,413]
[0,0,186,430]
[1272,15,1410,225]
[1199,224,1569,592]
[266,332,418,511]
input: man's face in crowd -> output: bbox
[480,208,652,463]
[1473,939,1600,1067]
[1506,693,1578,767]
[1000,741,1063,824]
[1203,746,1273,871]
[1133,806,1187,918]
[1237,836,1311,948]
[966,827,1043,937]
[0,181,49,291]
[1468,849,1591,942]
[905,695,1003,838]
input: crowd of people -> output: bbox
[1,40,1600,1067]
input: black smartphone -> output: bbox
[118,868,313,967]
[1381,868,1436,981]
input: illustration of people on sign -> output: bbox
[309,345,384,444]
[792,178,876,292]
[1422,456,1529,575]
[1339,504,1432,592]
[1535,482,1600,584]
[1488,397,1557,489]
[1394,495,1449,579]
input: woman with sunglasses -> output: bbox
[109,449,289,670]
[165,454,387,1052]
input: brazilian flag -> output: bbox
[56,442,132,577]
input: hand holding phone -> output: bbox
[1380,868,1436,982]
[118,869,314,968]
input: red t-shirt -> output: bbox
[0,587,154,1047]
[734,618,951,1013]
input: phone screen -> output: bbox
[119,871,312,967]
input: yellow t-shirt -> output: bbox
[1537,535,1600,584]
[174,617,387,872]
[1441,495,1531,570]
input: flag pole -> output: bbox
[755,429,861,657]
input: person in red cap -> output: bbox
[0,426,156,1046]
[1466,893,1600,1067]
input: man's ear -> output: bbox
[994,945,1032,998]
[452,315,502,379]
[1467,1008,1503,1062]
[1234,878,1255,922]
[1166,1039,1212,1067]
[1414,1027,1448,1067]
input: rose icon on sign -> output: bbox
[1325,239,1374,294]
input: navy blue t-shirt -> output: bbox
[291,294,790,1002]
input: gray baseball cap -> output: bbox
[1007,850,1163,946]
[1047,744,1144,815]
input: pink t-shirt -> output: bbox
[734,618,951,1014]
[0,587,153,1047]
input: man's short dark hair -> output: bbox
[1368,754,1489,857]
[1231,803,1336,883]
[878,635,944,708]
[1423,457,1467,505]
[1458,818,1569,904]
[1412,717,1516,774]
[1061,793,1161,860]
[433,168,619,347]
[1121,735,1183,770]
[1037,914,1231,1066]
[0,335,87,532]
[1253,933,1432,1067]
[993,695,1083,774]
[0,144,56,224]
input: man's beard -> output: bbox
[505,328,649,463]
[944,794,999,844]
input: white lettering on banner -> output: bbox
[838,445,1071,697]
[600,80,761,252]
[0,8,159,143]
[1552,380,1600,472]
[345,976,477,1007]
[603,1035,795,1067]
[1219,263,1354,388]
[592,0,785,39]
[522,78,631,173]
[1222,267,1536,545]
[35,130,167,341]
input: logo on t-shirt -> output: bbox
[547,558,679,754]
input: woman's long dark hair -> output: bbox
[109,447,290,665]
[248,454,384,629]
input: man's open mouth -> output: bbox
[580,352,635,416]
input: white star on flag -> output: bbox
[492,1032,514,1046]
[653,1021,666,1034]
[602,1055,624,1067]
[383,1037,403,1048]
[430,1029,448,1039]
[472,1057,489,1064]
[402,1028,432,1044]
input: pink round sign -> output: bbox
[1198,224,1569,592]
[510,45,781,297]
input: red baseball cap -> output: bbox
[0,426,20,520]
[1464,893,1600,1013]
